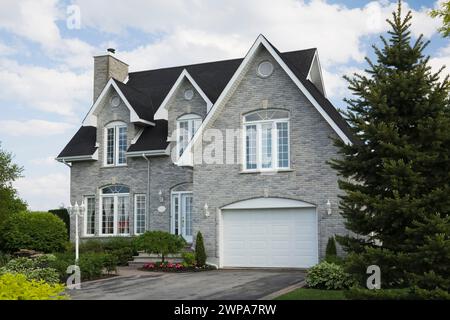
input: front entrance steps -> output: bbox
[128,245,193,268]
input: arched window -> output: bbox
[99,185,130,235]
[243,109,290,171]
[104,121,127,166]
[176,114,202,157]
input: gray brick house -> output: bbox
[57,35,355,268]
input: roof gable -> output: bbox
[178,34,354,166]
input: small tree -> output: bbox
[430,0,450,38]
[195,232,207,267]
[134,231,185,262]
[325,236,337,258]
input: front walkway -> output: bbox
[69,269,305,300]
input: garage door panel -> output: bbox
[222,208,317,268]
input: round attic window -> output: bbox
[110,95,121,108]
[184,89,194,101]
[257,61,274,78]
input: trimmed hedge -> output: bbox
[48,209,70,237]
[0,212,68,253]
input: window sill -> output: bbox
[82,234,132,238]
[240,168,293,174]
[101,164,128,169]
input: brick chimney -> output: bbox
[93,49,128,102]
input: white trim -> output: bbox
[178,35,352,166]
[55,149,98,162]
[306,50,327,98]
[131,127,144,145]
[98,187,130,236]
[103,122,128,167]
[170,191,193,243]
[134,194,146,235]
[83,195,96,237]
[221,197,316,210]
[82,78,155,127]
[154,69,213,120]
[125,148,169,157]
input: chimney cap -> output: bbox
[107,48,116,54]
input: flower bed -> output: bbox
[141,261,216,272]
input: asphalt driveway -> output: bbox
[70,269,305,300]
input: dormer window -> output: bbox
[243,109,290,171]
[177,114,201,157]
[104,121,127,166]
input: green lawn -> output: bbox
[275,288,346,300]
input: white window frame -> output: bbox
[242,111,290,172]
[99,186,130,236]
[176,114,202,158]
[170,191,193,243]
[134,194,146,235]
[103,121,128,167]
[83,196,96,237]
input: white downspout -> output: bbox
[142,154,150,232]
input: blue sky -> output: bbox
[0,0,448,210]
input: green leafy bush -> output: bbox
[48,209,70,237]
[50,252,116,281]
[0,211,67,253]
[73,238,137,265]
[195,232,207,267]
[0,252,11,267]
[306,261,356,290]
[326,237,337,257]
[0,255,59,284]
[0,273,67,300]
[134,231,186,262]
[346,286,449,300]
[182,252,196,267]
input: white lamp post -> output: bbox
[68,201,84,265]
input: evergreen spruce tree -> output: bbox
[330,2,450,293]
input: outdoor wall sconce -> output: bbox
[326,199,332,215]
[204,203,210,217]
[158,190,164,203]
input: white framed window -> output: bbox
[84,196,96,236]
[243,109,290,171]
[134,194,146,235]
[104,121,127,166]
[176,114,202,157]
[171,191,193,243]
[99,185,130,236]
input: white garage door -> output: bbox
[222,208,318,268]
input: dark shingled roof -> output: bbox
[58,41,355,158]
[113,79,155,122]
[127,120,169,152]
[57,126,97,158]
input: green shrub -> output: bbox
[0,252,11,267]
[182,252,196,266]
[77,238,136,265]
[0,255,59,284]
[48,209,70,237]
[0,273,67,300]
[344,287,414,300]
[134,231,186,262]
[306,261,356,290]
[0,211,67,253]
[79,239,104,253]
[195,232,206,267]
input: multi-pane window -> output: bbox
[85,196,96,236]
[177,114,201,157]
[104,122,127,166]
[243,109,290,171]
[100,185,130,235]
[134,194,146,235]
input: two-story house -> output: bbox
[57,35,355,268]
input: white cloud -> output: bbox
[0,58,91,117]
[29,156,58,166]
[14,173,69,211]
[75,0,441,71]
[429,43,450,79]
[0,119,74,136]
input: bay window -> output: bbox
[243,109,290,171]
[104,121,127,166]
